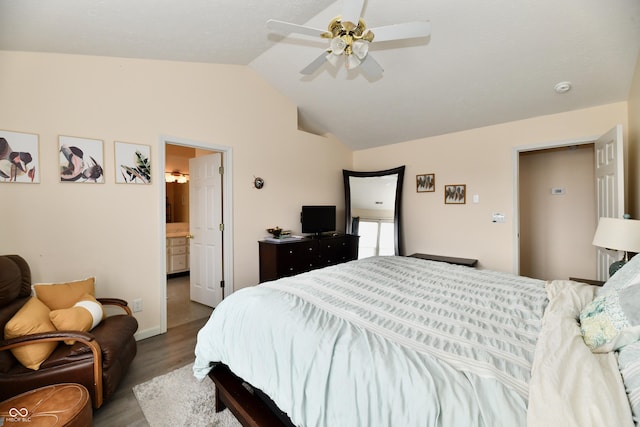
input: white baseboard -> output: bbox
[134,326,163,341]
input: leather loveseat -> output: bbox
[0,254,138,408]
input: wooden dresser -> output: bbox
[259,234,359,283]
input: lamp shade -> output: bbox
[592,217,640,252]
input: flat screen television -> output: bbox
[301,205,336,236]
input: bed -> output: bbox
[194,255,640,427]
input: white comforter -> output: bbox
[527,280,633,427]
[193,256,632,427]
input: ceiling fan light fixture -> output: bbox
[330,37,347,55]
[266,1,431,77]
[346,54,361,69]
[352,40,369,59]
[327,52,342,67]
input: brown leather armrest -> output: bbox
[0,330,96,351]
[0,331,104,407]
[97,298,132,316]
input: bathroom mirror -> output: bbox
[165,182,189,223]
[343,166,405,257]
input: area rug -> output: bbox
[133,363,242,427]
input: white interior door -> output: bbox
[189,153,223,307]
[594,125,625,280]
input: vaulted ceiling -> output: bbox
[1,0,639,150]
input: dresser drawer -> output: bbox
[276,241,316,276]
[258,235,359,283]
[169,254,188,271]
[168,237,187,246]
[170,246,187,255]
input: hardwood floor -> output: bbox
[166,274,213,329]
[93,276,213,426]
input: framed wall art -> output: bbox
[0,130,40,183]
[59,135,104,183]
[115,141,151,184]
[416,173,435,192]
[444,184,466,204]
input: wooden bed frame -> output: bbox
[208,363,295,427]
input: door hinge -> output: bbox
[219,166,224,175]
[219,223,224,231]
[220,280,225,288]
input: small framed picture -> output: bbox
[0,130,40,183]
[444,184,466,204]
[115,141,151,184]
[59,136,104,183]
[416,173,435,192]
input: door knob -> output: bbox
[186,234,194,239]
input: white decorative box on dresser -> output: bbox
[166,222,190,275]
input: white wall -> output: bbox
[0,51,352,339]
[353,103,628,274]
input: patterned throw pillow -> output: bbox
[580,283,640,352]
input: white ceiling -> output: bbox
[1,0,639,150]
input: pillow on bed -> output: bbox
[580,283,640,352]
[617,341,640,424]
[599,253,640,295]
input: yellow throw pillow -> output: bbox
[50,294,104,345]
[33,277,95,310]
[4,297,58,370]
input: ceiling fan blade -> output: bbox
[370,21,431,42]
[267,19,327,38]
[300,52,330,75]
[341,0,365,24]
[359,55,384,79]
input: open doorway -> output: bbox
[161,137,234,333]
[513,125,624,281]
[518,144,596,280]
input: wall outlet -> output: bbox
[132,298,143,312]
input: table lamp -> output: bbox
[592,217,640,276]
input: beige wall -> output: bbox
[629,53,640,217]
[2,48,637,339]
[353,103,628,273]
[0,51,352,339]
[519,145,595,280]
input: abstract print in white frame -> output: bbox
[0,130,40,183]
[115,141,151,184]
[59,135,104,183]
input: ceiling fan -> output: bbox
[266,0,431,78]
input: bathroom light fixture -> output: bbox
[165,171,189,184]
